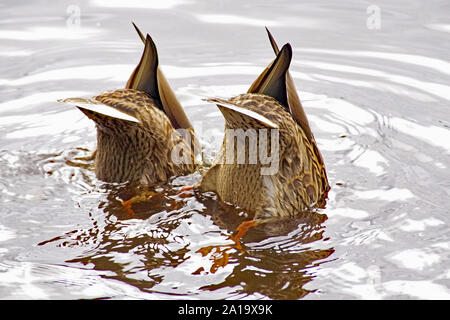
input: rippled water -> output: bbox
[0,0,449,299]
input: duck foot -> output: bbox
[194,219,260,274]
[74,149,97,161]
[120,191,157,218]
[230,220,259,244]
[177,185,194,198]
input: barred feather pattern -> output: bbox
[80,89,196,184]
[200,93,329,220]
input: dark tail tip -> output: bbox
[265,26,280,54]
[132,21,145,43]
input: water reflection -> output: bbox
[197,213,334,299]
[36,154,334,299]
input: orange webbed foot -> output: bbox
[229,220,259,244]
[120,191,157,218]
[121,199,135,217]
[177,185,194,198]
[194,219,260,274]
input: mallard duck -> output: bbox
[199,29,330,223]
[59,23,198,185]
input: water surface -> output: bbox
[0,0,449,299]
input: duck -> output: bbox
[198,28,330,226]
[59,23,198,185]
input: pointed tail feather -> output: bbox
[247,43,292,111]
[264,28,327,179]
[157,68,193,129]
[264,28,314,141]
[265,27,280,54]
[127,23,193,130]
[126,34,161,105]
[132,22,145,43]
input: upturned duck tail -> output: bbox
[126,24,193,131]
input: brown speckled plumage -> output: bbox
[80,89,196,184]
[60,25,197,185]
[200,93,329,220]
[199,32,329,221]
